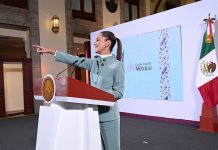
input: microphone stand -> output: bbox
[70,58,86,77]
[56,58,86,77]
[56,60,78,77]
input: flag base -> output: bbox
[199,103,218,132]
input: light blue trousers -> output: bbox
[100,119,120,150]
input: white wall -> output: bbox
[103,1,120,28]
[91,0,218,121]
[38,0,67,77]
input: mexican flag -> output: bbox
[196,19,218,108]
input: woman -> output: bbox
[33,31,124,150]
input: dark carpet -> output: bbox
[121,116,218,150]
[0,115,218,150]
[0,116,37,150]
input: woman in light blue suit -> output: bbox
[34,31,124,150]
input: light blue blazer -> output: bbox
[55,51,124,122]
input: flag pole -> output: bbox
[203,13,215,22]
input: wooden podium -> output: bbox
[34,76,115,150]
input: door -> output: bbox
[3,63,24,114]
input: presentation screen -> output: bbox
[121,26,183,100]
[91,26,183,101]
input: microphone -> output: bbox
[56,60,78,77]
[70,59,86,77]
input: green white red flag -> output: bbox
[196,19,218,108]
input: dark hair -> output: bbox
[101,31,122,61]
